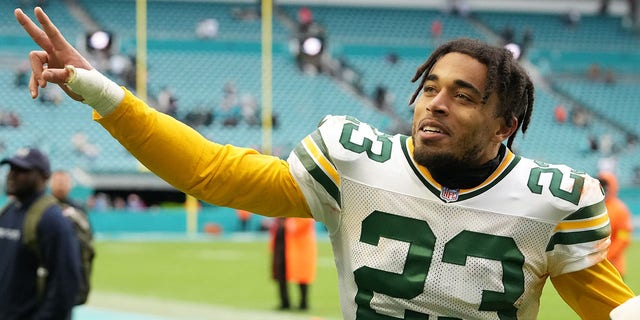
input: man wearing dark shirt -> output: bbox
[0,147,82,320]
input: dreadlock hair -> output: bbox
[409,38,534,149]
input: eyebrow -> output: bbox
[425,74,483,97]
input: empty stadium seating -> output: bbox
[0,0,638,188]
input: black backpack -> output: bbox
[21,195,95,305]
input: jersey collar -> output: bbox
[400,136,520,202]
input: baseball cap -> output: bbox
[0,147,51,178]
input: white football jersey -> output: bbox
[288,115,610,320]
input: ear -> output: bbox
[494,116,518,143]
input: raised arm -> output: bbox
[15,7,312,218]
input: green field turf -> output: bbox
[90,237,640,319]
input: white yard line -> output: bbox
[77,291,338,320]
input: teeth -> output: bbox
[422,126,442,133]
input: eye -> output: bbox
[423,86,438,95]
[455,93,472,102]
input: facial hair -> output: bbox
[412,140,501,189]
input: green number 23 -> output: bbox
[354,211,525,320]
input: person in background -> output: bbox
[0,147,82,319]
[50,170,85,212]
[125,193,146,212]
[236,209,252,232]
[15,8,635,319]
[270,217,317,310]
[598,171,634,278]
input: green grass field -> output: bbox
[90,237,640,319]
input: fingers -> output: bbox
[29,50,48,88]
[14,8,52,52]
[34,7,70,53]
[28,72,39,99]
[18,6,94,101]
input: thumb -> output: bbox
[41,67,71,84]
[42,67,84,101]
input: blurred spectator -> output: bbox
[599,133,615,155]
[633,166,640,185]
[625,134,637,149]
[430,19,443,39]
[112,196,126,210]
[38,85,63,105]
[71,131,100,160]
[553,104,567,123]
[598,172,633,278]
[218,82,242,127]
[385,52,399,65]
[604,69,616,85]
[588,135,600,153]
[231,0,264,21]
[0,147,81,319]
[183,107,213,128]
[239,93,260,126]
[270,217,317,310]
[126,193,147,212]
[563,8,581,27]
[236,209,252,232]
[156,86,178,117]
[500,25,515,45]
[598,155,618,174]
[297,7,314,33]
[599,0,612,15]
[108,53,135,85]
[88,192,112,212]
[587,63,601,81]
[571,105,590,127]
[520,28,534,59]
[373,85,393,112]
[50,170,85,212]
[196,18,219,39]
[14,61,29,88]
[445,0,471,17]
[600,0,639,31]
[0,111,21,128]
[182,105,214,128]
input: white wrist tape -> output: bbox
[65,65,125,117]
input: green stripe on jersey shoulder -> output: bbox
[293,138,341,207]
[545,224,610,252]
[564,201,606,221]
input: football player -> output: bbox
[16,7,634,319]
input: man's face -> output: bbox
[411,52,511,170]
[5,165,42,198]
[50,172,72,199]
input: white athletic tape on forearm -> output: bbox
[65,65,124,117]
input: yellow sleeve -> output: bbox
[551,259,635,320]
[94,89,312,218]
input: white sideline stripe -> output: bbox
[77,290,338,320]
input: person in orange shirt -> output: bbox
[236,209,252,232]
[599,171,634,278]
[270,217,317,310]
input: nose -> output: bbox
[424,90,449,115]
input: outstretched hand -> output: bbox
[15,7,93,101]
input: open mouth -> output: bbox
[421,126,443,134]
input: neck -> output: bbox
[430,145,506,189]
[14,189,45,204]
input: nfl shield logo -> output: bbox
[440,187,459,202]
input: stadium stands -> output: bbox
[0,0,638,192]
